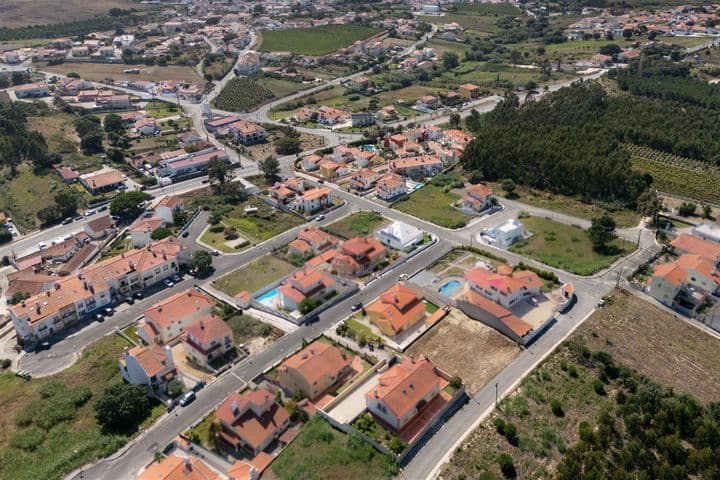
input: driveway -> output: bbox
[325,370,382,424]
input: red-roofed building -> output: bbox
[376,173,407,201]
[670,234,720,264]
[287,228,339,257]
[332,237,387,277]
[458,289,534,344]
[462,184,494,212]
[366,357,441,431]
[366,284,426,337]
[391,156,443,178]
[183,312,233,368]
[138,454,223,480]
[215,389,290,455]
[350,169,381,191]
[466,265,543,308]
[277,267,337,311]
[119,344,177,393]
[648,254,720,310]
[290,187,332,214]
[278,340,352,400]
[139,288,215,344]
[458,83,481,99]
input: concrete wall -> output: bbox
[456,298,523,344]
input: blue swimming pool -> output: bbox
[256,287,280,307]
[438,280,462,298]
[361,144,376,152]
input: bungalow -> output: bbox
[377,105,398,121]
[301,154,322,172]
[669,234,720,265]
[375,221,424,251]
[119,344,177,393]
[134,118,160,136]
[375,173,407,201]
[278,340,352,400]
[319,160,350,179]
[215,389,290,456]
[204,115,240,133]
[416,95,440,111]
[277,267,337,311]
[458,290,534,344]
[391,156,443,178]
[13,82,50,98]
[466,264,543,309]
[317,105,350,126]
[366,356,441,431]
[350,169,381,191]
[287,228,339,257]
[462,184,494,212]
[183,312,234,368]
[129,216,165,247]
[79,169,125,195]
[55,165,80,184]
[158,148,229,178]
[366,283,427,337]
[84,215,115,240]
[332,237,387,277]
[138,288,215,344]
[290,187,332,214]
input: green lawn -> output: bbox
[270,416,398,480]
[259,24,382,55]
[199,227,249,253]
[184,413,217,451]
[213,255,296,296]
[325,212,388,239]
[345,318,381,343]
[256,75,313,98]
[0,335,165,480]
[224,313,282,344]
[145,100,183,119]
[393,184,470,229]
[222,198,303,243]
[509,216,634,276]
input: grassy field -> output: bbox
[259,24,382,55]
[213,255,296,296]
[144,100,183,119]
[41,62,201,84]
[212,77,275,112]
[494,183,641,228]
[25,112,79,154]
[224,313,283,346]
[270,416,398,480]
[222,198,302,243]
[509,216,634,276]
[202,53,236,80]
[325,211,388,239]
[0,164,75,232]
[440,289,720,479]
[417,13,500,35]
[406,309,519,395]
[0,0,147,27]
[0,334,165,480]
[199,227,248,254]
[394,184,470,229]
[256,75,314,98]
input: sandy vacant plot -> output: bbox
[42,62,202,84]
[406,309,520,395]
[0,0,147,27]
[577,288,720,403]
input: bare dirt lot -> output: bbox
[406,309,520,395]
[245,133,325,162]
[41,62,202,84]
[0,0,148,28]
[577,288,720,403]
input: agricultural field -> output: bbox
[259,24,382,55]
[0,0,147,28]
[41,62,202,84]
[255,75,316,98]
[0,334,165,480]
[213,255,296,296]
[509,216,634,276]
[325,211,389,239]
[440,289,720,479]
[212,77,274,112]
[394,184,470,229]
[202,53,236,81]
[270,417,398,480]
[626,143,720,204]
[406,309,520,395]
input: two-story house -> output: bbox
[183,313,234,368]
[277,267,337,311]
[465,265,544,309]
[119,344,177,393]
[277,340,352,400]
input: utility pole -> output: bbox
[637,228,641,248]
[495,382,499,409]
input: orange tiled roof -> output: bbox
[366,357,439,420]
[465,265,543,295]
[184,312,231,346]
[144,288,214,331]
[462,290,533,337]
[126,344,174,378]
[279,340,351,389]
[215,389,289,451]
[465,184,493,198]
[366,283,426,334]
[670,234,720,260]
[138,455,220,480]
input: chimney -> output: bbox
[164,345,175,369]
[199,320,205,330]
[46,290,51,297]
[34,301,40,314]
[184,458,191,472]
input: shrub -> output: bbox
[497,453,517,479]
[550,399,565,417]
[10,426,45,451]
[167,379,185,398]
[0,358,11,369]
[389,437,406,454]
[592,379,606,395]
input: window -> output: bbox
[163,265,168,271]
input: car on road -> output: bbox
[62,217,73,225]
[38,341,51,351]
[315,215,325,221]
[211,250,220,256]
[181,231,189,238]
[85,209,96,216]
[201,179,209,184]
[95,313,104,322]
[317,179,325,184]
[171,274,182,283]
[163,278,174,287]
[38,241,47,250]
[97,205,108,212]
[103,307,114,316]
[74,216,83,222]
[125,296,135,305]
[179,391,196,407]
[350,302,363,312]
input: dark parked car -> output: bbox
[95,313,104,322]
[181,231,189,238]
[125,296,135,305]
[179,391,196,407]
[134,292,144,299]
[350,302,363,312]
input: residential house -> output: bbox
[458,289,534,344]
[138,288,215,344]
[287,228,338,257]
[375,221,424,251]
[138,454,238,480]
[458,83,481,99]
[235,51,260,75]
[134,118,160,136]
[215,389,290,456]
[317,105,350,126]
[387,134,408,151]
[79,169,126,195]
[466,264,543,309]
[377,105,398,121]
[55,165,80,184]
[391,156,443,178]
[183,312,234,368]
[366,284,427,337]
[84,215,115,240]
[277,340,352,399]
[13,82,50,98]
[228,120,266,145]
[119,344,177,393]
[648,254,720,310]
[366,356,441,431]
[670,234,720,265]
[332,237,387,277]
[350,75,371,92]
[277,267,337,311]
[154,195,185,224]
[351,112,375,128]
[462,184,494,212]
[491,219,526,248]
[416,95,440,111]
[129,216,165,247]
[158,148,229,177]
[375,173,407,201]
[350,169,381,191]
[291,187,332,214]
[301,154,322,171]
[204,116,240,133]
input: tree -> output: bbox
[54,191,79,218]
[501,178,516,197]
[298,298,318,314]
[173,210,189,226]
[0,228,12,245]
[166,379,184,398]
[587,214,617,251]
[191,250,213,273]
[104,113,124,135]
[449,376,463,390]
[637,189,664,225]
[599,43,621,56]
[442,51,459,69]
[275,136,301,155]
[622,29,634,39]
[80,130,103,154]
[388,437,406,454]
[678,202,696,217]
[260,155,280,181]
[151,227,172,240]
[702,204,713,219]
[449,113,461,129]
[207,157,230,186]
[110,191,152,222]
[498,453,517,479]
[94,382,150,432]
